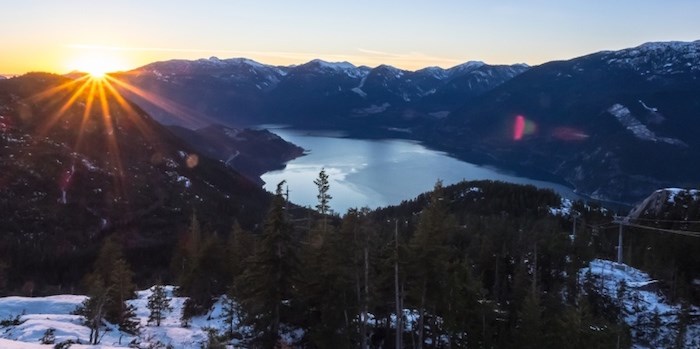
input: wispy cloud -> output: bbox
[356,48,466,67]
[67,44,468,70]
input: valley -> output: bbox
[116,40,700,205]
[260,127,580,213]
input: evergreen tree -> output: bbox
[344,207,376,349]
[108,257,137,332]
[76,274,110,345]
[81,237,137,337]
[40,328,56,344]
[119,304,140,335]
[171,211,203,283]
[228,221,254,282]
[314,168,332,216]
[176,213,230,314]
[0,260,8,292]
[147,284,172,327]
[238,181,299,347]
[221,293,240,340]
[408,180,452,348]
[675,301,691,349]
[441,259,487,348]
[516,289,543,349]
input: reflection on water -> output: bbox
[261,128,577,214]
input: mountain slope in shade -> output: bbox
[117,58,528,129]
[434,40,700,204]
[167,124,304,185]
[0,73,271,289]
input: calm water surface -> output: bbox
[261,128,577,214]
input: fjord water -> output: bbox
[262,128,578,214]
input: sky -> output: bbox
[1,0,700,74]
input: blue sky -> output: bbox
[2,0,700,73]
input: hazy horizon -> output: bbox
[2,0,700,75]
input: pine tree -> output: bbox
[147,284,172,327]
[0,260,8,292]
[119,304,140,335]
[176,213,230,314]
[221,293,240,340]
[108,258,137,331]
[516,289,543,349]
[238,181,299,347]
[228,221,254,282]
[80,237,138,339]
[343,207,376,349]
[408,180,452,349]
[171,211,203,283]
[314,168,333,218]
[675,301,691,349]
[76,274,110,345]
[40,328,56,344]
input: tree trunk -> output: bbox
[394,220,402,349]
[417,281,426,349]
[360,245,369,349]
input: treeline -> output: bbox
[2,175,699,348]
[163,176,634,348]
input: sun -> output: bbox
[85,67,107,79]
[67,51,127,79]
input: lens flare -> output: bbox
[552,127,589,141]
[513,115,537,141]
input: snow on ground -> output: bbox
[579,259,700,349]
[607,103,686,146]
[0,286,239,349]
[549,197,573,216]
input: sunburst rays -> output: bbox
[16,70,219,205]
[22,74,158,202]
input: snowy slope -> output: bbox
[0,286,242,349]
[579,259,700,349]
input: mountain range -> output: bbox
[116,58,528,130]
[434,40,700,203]
[118,40,700,204]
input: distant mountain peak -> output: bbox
[307,58,356,69]
[453,60,486,69]
[299,59,368,78]
[635,40,700,51]
[599,39,700,76]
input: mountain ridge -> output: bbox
[114,39,700,204]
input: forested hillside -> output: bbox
[3,178,696,348]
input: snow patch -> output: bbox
[176,176,191,189]
[549,198,573,216]
[607,104,686,146]
[580,259,700,349]
[638,100,658,112]
[0,286,250,349]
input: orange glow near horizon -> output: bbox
[65,50,129,76]
[0,43,497,75]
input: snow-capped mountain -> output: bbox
[435,40,700,204]
[115,40,700,204]
[118,58,528,128]
[601,40,700,77]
